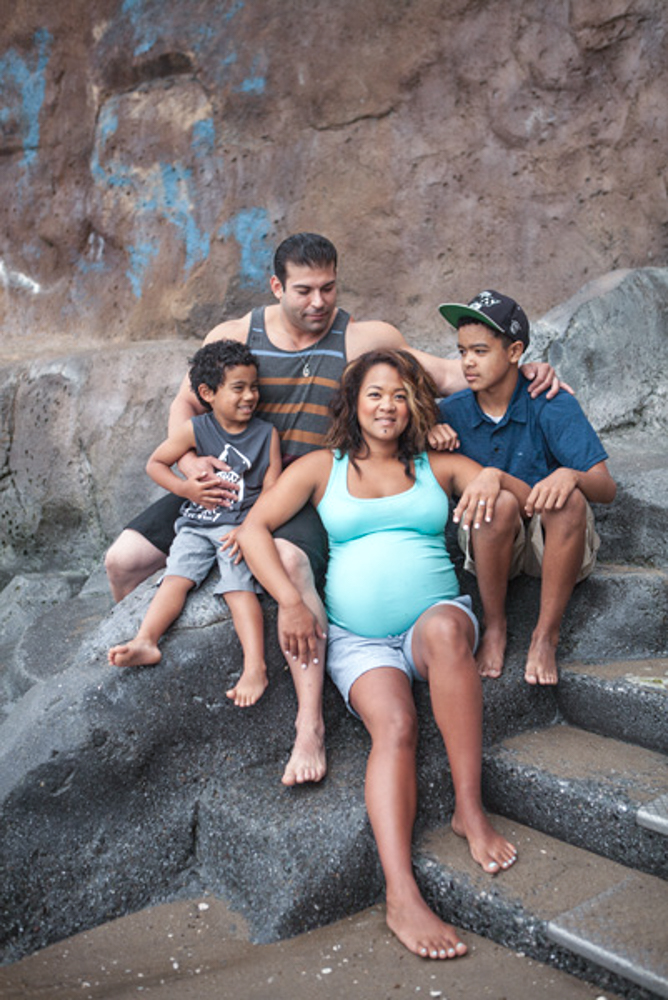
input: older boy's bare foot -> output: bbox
[476,625,506,678]
[226,668,268,708]
[108,639,162,668]
[452,808,517,873]
[386,891,468,959]
[282,730,327,785]
[525,635,559,685]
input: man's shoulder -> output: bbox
[346,317,405,356]
[203,310,254,345]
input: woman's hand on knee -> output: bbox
[278,600,325,670]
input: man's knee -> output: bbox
[275,539,313,588]
[105,529,166,601]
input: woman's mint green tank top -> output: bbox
[317,452,459,637]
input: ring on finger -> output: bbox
[478,499,486,505]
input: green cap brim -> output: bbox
[438,303,506,335]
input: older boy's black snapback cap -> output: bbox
[438,290,530,348]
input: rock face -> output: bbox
[1,0,667,362]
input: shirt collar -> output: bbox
[470,372,530,427]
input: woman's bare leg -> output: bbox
[351,668,468,960]
[274,539,327,785]
[411,605,517,873]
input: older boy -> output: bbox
[109,340,281,707]
[438,290,616,685]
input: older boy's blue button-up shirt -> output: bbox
[438,374,608,487]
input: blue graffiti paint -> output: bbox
[223,1,245,21]
[159,162,210,271]
[90,96,211,293]
[220,209,272,288]
[127,241,160,298]
[0,29,52,169]
[192,118,216,159]
[121,0,160,57]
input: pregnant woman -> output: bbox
[238,349,529,960]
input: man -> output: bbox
[105,234,558,785]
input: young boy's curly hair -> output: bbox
[188,340,258,410]
[324,349,439,478]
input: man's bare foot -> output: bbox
[525,634,559,685]
[386,891,468,959]
[476,624,506,678]
[451,807,517,873]
[282,729,327,785]
[108,638,161,668]
[226,667,268,707]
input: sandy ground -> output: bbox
[0,897,622,1000]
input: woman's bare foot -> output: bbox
[525,634,559,685]
[282,728,327,785]
[386,891,468,959]
[451,807,517,873]
[108,638,162,668]
[475,624,506,679]
[226,666,268,707]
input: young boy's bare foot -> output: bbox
[226,667,268,707]
[282,729,327,785]
[476,624,506,678]
[451,807,517,874]
[525,634,559,685]
[108,639,162,668]
[386,890,468,959]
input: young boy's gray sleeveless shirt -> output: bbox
[177,413,273,529]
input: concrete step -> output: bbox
[558,658,668,754]
[481,723,668,878]
[597,434,668,569]
[415,815,668,999]
[0,894,628,1000]
[455,562,668,668]
[556,564,668,663]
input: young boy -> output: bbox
[108,340,282,706]
[438,290,616,686]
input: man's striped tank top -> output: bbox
[247,306,350,461]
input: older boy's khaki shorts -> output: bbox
[458,502,600,583]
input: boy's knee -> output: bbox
[543,488,587,530]
[470,489,519,549]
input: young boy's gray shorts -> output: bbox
[327,595,479,718]
[165,523,261,595]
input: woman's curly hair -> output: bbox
[324,349,439,478]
